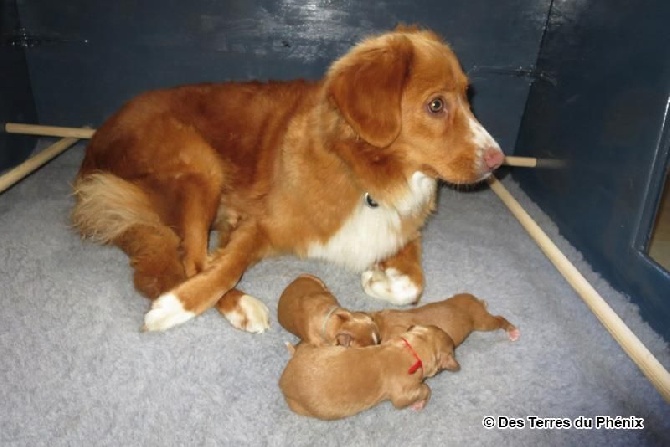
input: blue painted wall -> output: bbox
[0,0,38,172]
[514,0,670,340]
[15,0,551,155]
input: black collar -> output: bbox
[364,193,378,208]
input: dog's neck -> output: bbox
[400,337,423,375]
[313,97,429,208]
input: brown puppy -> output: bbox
[71,25,505,332]
[278,274,379,347]
[279,325,459,420]
[371,293,520,346]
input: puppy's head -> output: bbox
[403,324,460,377]
[332,310,380,348]
[325,25,503,188]
[278,274,334,309]
[282,274,329,297]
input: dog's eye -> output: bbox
[427,98,445,114]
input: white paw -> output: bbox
[142,293,196,332]
[222,294,270,334]
[361,267,420,305]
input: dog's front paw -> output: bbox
[142,293,196,332]
[361,267,420,305]
[221,294,270,334]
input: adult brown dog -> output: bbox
[71,25,504,332]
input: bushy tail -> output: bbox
[71,172,185,298]
[71,172,161,244]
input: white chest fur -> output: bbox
[306,172,437,271]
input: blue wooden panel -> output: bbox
[0,0,38,172]
[16,0,551,154]
[514,0,670,340]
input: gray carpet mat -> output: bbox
[1,141,668,446]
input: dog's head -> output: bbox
[402,324,460,377]
[325,25,503,187]
[281,274,330,300]
[331,310,380,348]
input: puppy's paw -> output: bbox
[221,294,270,334]
[507,326,520,341]
[142,293,196,332]
[410,399,428,411]
[361,267,420,305]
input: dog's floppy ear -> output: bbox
[326,35,413,148]
[441,353,460,372]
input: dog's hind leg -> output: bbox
[472,303,520,341]
[118,225,186,299]
[72,173,186,299]
[143,220,270,332]
[162,173,223,278]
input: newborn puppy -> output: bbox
[279,325,459,420]
[371,293,520,346]
[278,274,379,347]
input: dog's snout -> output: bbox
[483,147,504,171]
[468,117,504,175]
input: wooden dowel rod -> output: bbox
[0,137,80,194]
[4,123,95,139]
[1,123,545,171]
[1,123,544,171]
[504,155,537,168]
[489,176,670,403]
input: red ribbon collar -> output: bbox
[400,337,423,375]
